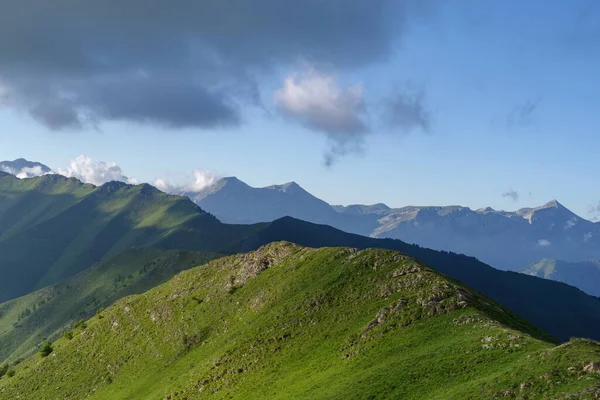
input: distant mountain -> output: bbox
[522,258,600,297]
[184,177,379,234]
[3,243,600,400]
[0,158,52,178]
[188,177,600,270]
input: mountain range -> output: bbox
[2,243,600,399]
[1,168,600,361]
[186,177,600,271]
[2,164,600,398]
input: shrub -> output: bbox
[39,341,53,358]
[6,369,15,378]
[0,363,8,378]
[63,330,74,340]
[73,320,87,330]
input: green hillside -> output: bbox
[523,259,600,297]
[1,243,599,399]
[0,248,220,363]
[0,172,256,302]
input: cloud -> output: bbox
[0,165,53,179]
[57,156,137,186]
[538,239,551,247]
[274,67,369,166]
[502,189,520,202]
[589,202,600,222]
[155,169,221,194]
[382,86,431,133]
[0,0,424,131]
[15,166,51,179]
[565,217,578,229]
[506,98,541,128]
[274,69,433,166]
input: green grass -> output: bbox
[0,174,256,303]
[1,243,598,399]
[0,248,221,363]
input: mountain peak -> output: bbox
[542,199,562,209]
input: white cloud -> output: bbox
[186,169,220,192]
[16,166,52,179]
[1,165,53,179]
[538,239,551,247]
[155,169,220,194]
[153,178,175,193]
[564,217,577,229]
[274,67,367,139]
[57,155,137,186]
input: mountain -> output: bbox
[0,248,220,362]
[3,243,600,399]
[0,172,257,302]
[523,258,600,297]
[2,172,600,346]
[0,158,52,178]
[187,177,600,270]
[185,177,378,234]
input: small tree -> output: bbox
[39,341,53,358]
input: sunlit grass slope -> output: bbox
[0,248,221,363]
[1,243,599,399]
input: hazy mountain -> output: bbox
[188,177,600,270]
[0,158,52,178]
[522,258,600,297]
[185,177,379,234]
[3,243,600,399]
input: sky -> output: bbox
[1,0,599,219]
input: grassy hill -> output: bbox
[523,259,600,297]
[0,243,599,399]
[0,248,221,363]
[0,172,256,302]
[231,217,600,342]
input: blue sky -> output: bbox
[1,1,599,219]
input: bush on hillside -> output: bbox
[39,341,53,358]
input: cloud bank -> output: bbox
[0,0,422,131]
[57,156,137,186]
[155,169,221,194]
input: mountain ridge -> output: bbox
[2,243,600,399]
[183,176,600,270]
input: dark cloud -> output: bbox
[0,0,425,130]
[502,189,519,202]
[382,87,431,133]
[506,98,541,128]
[589,202,600,222]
